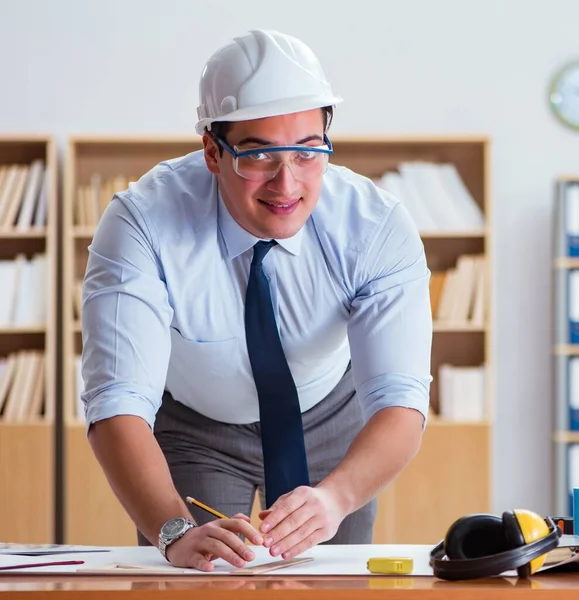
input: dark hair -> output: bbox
[208,106,334,156]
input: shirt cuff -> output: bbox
[358,373,431,430]
[84,390,159,436]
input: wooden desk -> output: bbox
[0,573,578,599]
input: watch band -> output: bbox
[158,518,197,560]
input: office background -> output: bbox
[1,0,578,521]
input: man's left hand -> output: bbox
[257,486,347,559]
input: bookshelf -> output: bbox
[63,137,203,544]
[330,137,492,543]
[0,136,57,543]
[553,176,579,516]
[63,135,492,545]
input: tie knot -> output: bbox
[252,240,277,266]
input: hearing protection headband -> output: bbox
[429,516,560,580]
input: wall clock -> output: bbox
[549,61,579,130]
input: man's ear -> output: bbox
[202,134,220,174]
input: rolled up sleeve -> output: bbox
[81,194,173,432]
[348,202,433,426]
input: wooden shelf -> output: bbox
[420,230,487,239]
[73,227,96,238]
[554,431,579,443]
[62,415,492,429]
[0,136,57,543]
[72,321,487,333]
[428,417,492,427]
[0,229,47,239]
[73,322,486,338]
[64,424,136,545]
[64,135,492,546]
[552,179,579,515]
[72,321,487,336]
[63,136,205,545]
[72,323,486,336]
[554,257,579,269]
[433,322,486,332]
[557,174,579,183]
[0,423,54,543]
[374,420,491,544]
[554,344,579,355]
[71,321,486,340]
[0,325,46,334]
[340,136,493,543]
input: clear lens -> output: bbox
[234,148,330,182]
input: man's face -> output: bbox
[203,109,326,239]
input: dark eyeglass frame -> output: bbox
[210,133,334,159]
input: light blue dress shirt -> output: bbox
[81,150,433,430]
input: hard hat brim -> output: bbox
[195,94,343,135]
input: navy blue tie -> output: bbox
[245,240,310,508]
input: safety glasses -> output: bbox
[211,134,333,182]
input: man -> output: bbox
[82,29,432,572]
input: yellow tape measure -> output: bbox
[367,557,414,575]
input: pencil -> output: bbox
[186,496,229,520]
[0,560,84,571]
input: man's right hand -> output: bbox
[166,514,264,571]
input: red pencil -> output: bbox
[0,560,84,571]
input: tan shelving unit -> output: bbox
[63,137,202,544]
[329,136,493,544]
[0,136,57,543]
[553,175,579,516]
[63,135,492,545]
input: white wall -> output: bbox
[2,0,579,516]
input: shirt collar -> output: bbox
[217,189,304,259]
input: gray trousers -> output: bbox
[138,364,376,545]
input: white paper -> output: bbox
[0,544,434,576]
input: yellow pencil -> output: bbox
[186,496,229,520]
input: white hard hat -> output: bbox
[195,29,342,135]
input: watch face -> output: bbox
[161,517,187,538]
[550,61,579,130]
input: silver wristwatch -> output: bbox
[158,517,197,560]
